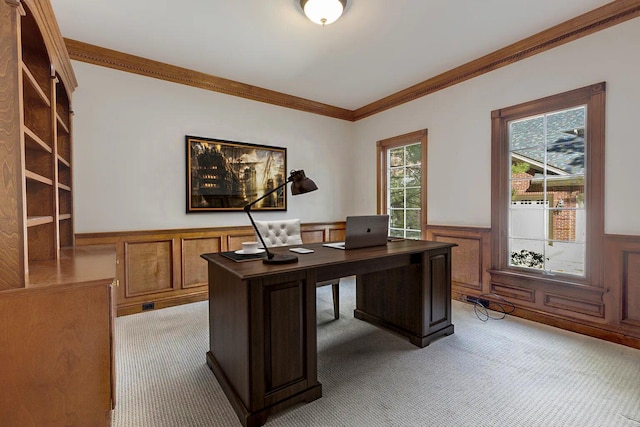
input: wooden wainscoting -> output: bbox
[76,222,345,316]
[427,225,640,349]
[604,234,640,347]
[426,225,492,296]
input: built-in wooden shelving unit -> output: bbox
[0,1,115,424]
[0,0,77,272]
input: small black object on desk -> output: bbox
[219,251,266,263]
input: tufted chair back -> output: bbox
[254,219,303,248]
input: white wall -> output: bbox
[73,18,640,236]
[352,18,640,235]
[72,62,354,232]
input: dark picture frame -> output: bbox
[186,135,287,212]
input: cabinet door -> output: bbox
[0,282,114,425]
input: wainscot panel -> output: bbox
[124,240,174,297]
[182,237,222,289]
[604,235,640,342]
[427,225,640,350]
[426,225,491,294]
[76,222,345,316]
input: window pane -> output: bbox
[510,178,538,203]
[510,116,545,150]
[510,155,536,178]
[549,208,586,243]
[405,166,421,186]
[389,167,404,188]
[546,107,585,143]
[546,137,585,175]
[509,204,546,240]
[546,242,585,276]
[546,176,585,208]
[405,143,421,166]
[390,189,404,208]
[390,209,404,229]
[389,147,404,167]
[511,147,545,175]
[406,209,421,230]
[389,228,404,238]
[509,238,545,270]
[406,230,422,240]
[406,188,421,208]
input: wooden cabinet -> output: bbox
[0,246,117,426]
[0,0,77,290]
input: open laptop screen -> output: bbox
[323,215,389,250]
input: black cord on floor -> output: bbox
[473,293,515,322]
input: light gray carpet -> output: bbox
[112,277,640,427]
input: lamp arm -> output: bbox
[244,207,275,260]
[243,180,290,260]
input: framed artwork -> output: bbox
[186,135,288,212]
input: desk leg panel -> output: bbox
[355,248,454,348]
[208,267,321,426]
[208,264,250,406]
[207,351,322,427]
[251,271,319,403]
[356,265,422,334]
[423,248,454,336]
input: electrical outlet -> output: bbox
[142,302,155,311]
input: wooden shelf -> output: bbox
[21,62,50,107]
[57,155,70,168]
[56,113,69,133]
[2,0,75,285]
[27,216,54,227]
[24,126,52,153]
[25,170,53,186]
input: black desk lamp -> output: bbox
[244,169,318,264]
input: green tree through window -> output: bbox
[388,143,422,239]
[377,130,427,240]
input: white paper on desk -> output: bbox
[289,248,314,254]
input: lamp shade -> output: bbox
[300,0,346,26]
[289,169,318,195]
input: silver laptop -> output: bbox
[323,215,389,250]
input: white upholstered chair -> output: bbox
[254,219,340,319]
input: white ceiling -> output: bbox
[50,0,612,110]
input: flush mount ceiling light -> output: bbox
[300,0,347,26]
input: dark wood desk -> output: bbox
[201,240,456,427]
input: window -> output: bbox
[377,130,427,239]
[509,106,586,275]
[491,83,605,287]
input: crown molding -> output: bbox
[64,0,640,122]
[64,38,354,122]
[353,0,640,121]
